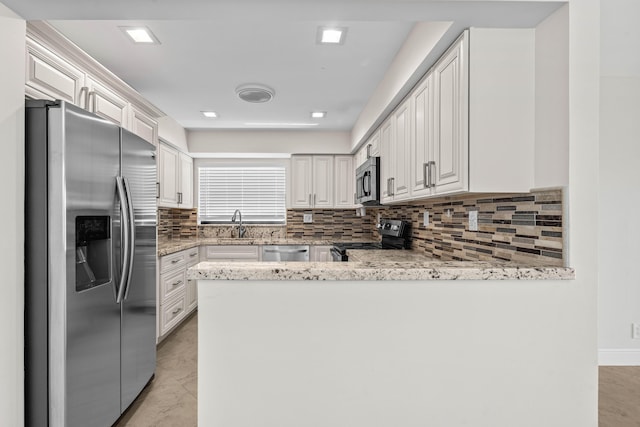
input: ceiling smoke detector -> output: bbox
[236,84,275,103]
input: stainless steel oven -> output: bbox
[355,156,380,206]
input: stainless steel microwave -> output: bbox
[355,156,381,206]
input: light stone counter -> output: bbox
[157,237,378,257]
[188,259,574,281]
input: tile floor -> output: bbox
[599,366,640,427]
[113,313,640,426]
[114,312,198,427]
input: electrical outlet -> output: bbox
[303,213,313,223]
[632,323,640,339]
[469,210,478,231]
[423,211,429,227]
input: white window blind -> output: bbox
[198,166,286,224]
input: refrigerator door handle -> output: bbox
[116,177,131,304]
[122,177,136,300]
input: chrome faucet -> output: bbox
[231,209,246,238]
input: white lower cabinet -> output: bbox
[311,246,333,262]
[203,245,260,261]
[158,246,199,341]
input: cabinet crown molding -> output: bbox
[27,20,165,119]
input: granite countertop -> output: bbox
[158,237,378,256]
[187,255,574,282]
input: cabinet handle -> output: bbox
[172,307,182,315]
[366,144,372,159]
[428,161,435,189]
[171,259,180,264]
[390,177,395,196]
[156,182,160,199]
[178,192,183,204]
[87,91,97,112]
[171,280,183,287]
[189,252,198,258]
[308,194,312,206]
[423,163,429,188]
[314,194,317,206]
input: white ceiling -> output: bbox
[3,0,566,131]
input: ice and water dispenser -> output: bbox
[75,216,111,292]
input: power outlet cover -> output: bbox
[469,210,478,231]
[303,213,313,223]
[423,211,429,227]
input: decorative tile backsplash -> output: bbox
[363,188,564,265]
[159,188,564,265]
[286,209,374,240]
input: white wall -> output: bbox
[188,129,352,155]
[0,3,25,426]
[535,5,569,188]
[598,0,640,364]
[158,115,189,152]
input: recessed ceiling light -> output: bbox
[236,84,275,103]
[311,111,326,119]
[202,111,218,118]
[317,27,347,45]
[119,26,160,44]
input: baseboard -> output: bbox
[599,349,640,366]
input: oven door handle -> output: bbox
[330,247,345,262]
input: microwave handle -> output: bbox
[363,171,371,195]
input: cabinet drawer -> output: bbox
[160,250,188,273]
[186,247,200,267]
[160,292,187,337]
[160,268,186,302]
[204,245,260,261]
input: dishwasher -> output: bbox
[261,245,310,262]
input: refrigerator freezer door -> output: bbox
[49,102,123,427]
[119,128,158,410]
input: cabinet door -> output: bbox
[178,152,194,208]
[131,107,158,146]
[368,130,381,157]
[312,155,334,208]
[86,77,129,127]
[311,246,332,262]
[379,117,394,204]
[158,143,179,207]
[25,38,86,105]
[334,155,354,208]
[392,98,412,200]
[411,74,435,198]
[289,156,313,208]
[433,37,468,195]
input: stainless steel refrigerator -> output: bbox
[25,100,157,427]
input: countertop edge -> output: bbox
[187,262,575,281]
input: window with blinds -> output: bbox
[198,166,286,224]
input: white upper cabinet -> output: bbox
[410,73,435,198]
[158,142,194,209]
[130,106,159,146]
[312,156,334,208]
[289,155,353,209]
[178,152,194,208]
[391,97,412,201]
[333,155,355,208]
[380,98,411,204]
[289,155,314,208]
[158,143,180,207]
[25,37,86,105]
[85,76,129,127]
[355,130,380,168]
[289,155,333,208]
[379,116,394,204]
[379,28,535,204]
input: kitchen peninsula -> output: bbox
[190,255,573,427]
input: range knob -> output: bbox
[376,223,382,229]
[391,225,399,231]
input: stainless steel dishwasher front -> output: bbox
[261,245,310,262]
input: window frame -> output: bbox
[195,158,290,226]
